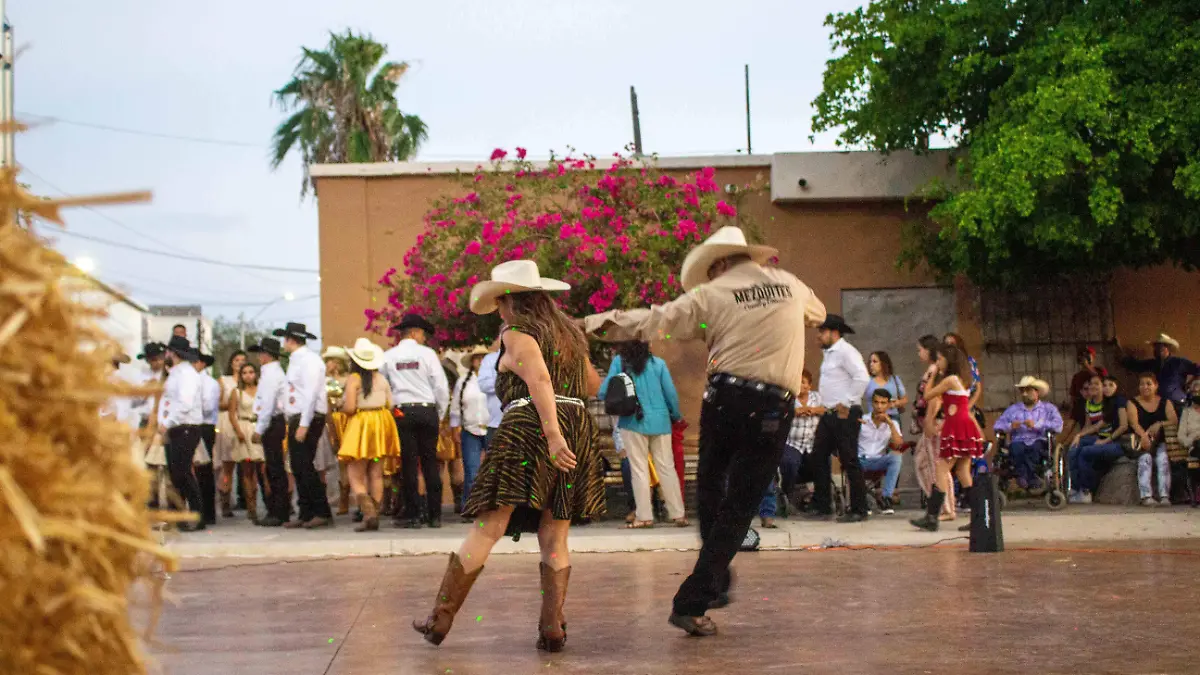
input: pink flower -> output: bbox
[377,267,397,286]
[490,149,508,161]
[464,192,479,203]
[592,249,608,264]
[474,174,484,183]
[466,274,479,285]
[506,194,523,207]
[675,218,698,241]
[464,241,482,255]
[716,200,737,217]
[516,147,528,160]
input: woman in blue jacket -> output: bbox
[600,341,687,528]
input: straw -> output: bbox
[0,156,171,674]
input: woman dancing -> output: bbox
[911,344,986,531]
[227,362,265,523]
[337,338,401,531]
[912,335,953,518]
[413,260,603,651]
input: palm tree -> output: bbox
[271,30,428,196]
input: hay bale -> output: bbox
[0,165,173,675]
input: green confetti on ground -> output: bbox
[328,638,335,643]
[700,323,707,329]
[476,615,483,622]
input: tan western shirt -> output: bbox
[584,261,827,393]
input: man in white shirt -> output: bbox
[382,313,451,528]
[273,322,333,529]
[193,353,222,525]
[857,389,905,515]
[250,337,289,526]
[158,335,205,531]
[808,314,872,523]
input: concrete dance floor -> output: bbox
[147,540,1200,675]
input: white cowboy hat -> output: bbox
[1014,375,1050,396]
[469,260,570,314]
[1148,333,1180,349]
[347,338,385,371]
[679,226,779,291]
[321,346,350,363]
[460,345,489,369]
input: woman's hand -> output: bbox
[547,432,576,472]
[1139,432,1152,451]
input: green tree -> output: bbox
[210,317,272,377]
[271,30,429,196]
[812,0,1200,286]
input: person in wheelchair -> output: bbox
[857,389,904,515]
[992,376,1063,491]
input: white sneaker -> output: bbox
[1141,497,1158,507]
[1069,491,1092,504]
[1158,497,1172,507]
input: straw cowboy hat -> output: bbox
[460,345,489,369]
[1015,376,1050,396]
[321,346,350,364]
[1148,333,1180,349]
[347,338,385,371]
[679,226,778,292]
[469,260,570,314]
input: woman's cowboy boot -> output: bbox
[243,470,260,524]
[337,483,351,516]
[910,488,946,532]
[218,490,234,519]
[413,553,484,645]
[536,563,571,652]
[451,483,464,515]
[354,494,379,532]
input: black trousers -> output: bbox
[672,381,793,617]
[811,409,868,515]
[165,425,203,516]
[262,416,290,522]
[196,423,218,524]
[288,413,331,522]
[397,405,441,520]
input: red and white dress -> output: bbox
[939,390,984,459]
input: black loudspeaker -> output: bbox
[969,474,1004,553]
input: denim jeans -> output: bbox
[1009,440,1049,486]
[758,477,778,518]
[1137,443,1170,500]
[460,430,487,509]
[1069,436,1125,493]
[859,453,902,498]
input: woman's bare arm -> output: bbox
[342,375,360,416]
[584,360,602,398]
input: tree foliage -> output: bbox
[271,30,428,196]
[365,148,767,349]
[210,317,271,377]
[812,0,1200,286]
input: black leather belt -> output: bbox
[708,373,794,402]
[398,402,436,408]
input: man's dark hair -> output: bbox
[172,323,186,332]
[872,389,893,401]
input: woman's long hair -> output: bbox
[918,335,940,363]
[503,292,588,362]
[237,363,258,390]
[933,344,971,385]
[457,355,482,422]
[870,351,895,379]
[351,360,375,398]
[226,350,247,377]
[618,341,651,375]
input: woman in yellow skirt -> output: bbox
[338,338,401,532]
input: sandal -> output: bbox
[673,518,690,528]
[625,520,654,529]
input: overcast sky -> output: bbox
[13,0,865,335]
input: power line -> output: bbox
[49,227,320,274]
[20,111,263,148]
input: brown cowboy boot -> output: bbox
[337,483,351,516]
[243,470,260,524]
[536,563,571,652]
[412,553,484,645]
[218,490,234,518]
[354,494,378,532]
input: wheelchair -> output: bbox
[991,430,1068,510]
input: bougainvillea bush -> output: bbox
[365,148,765,348]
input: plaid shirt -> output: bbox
[787,390,823,454]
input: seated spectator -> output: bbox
[993,376,1064,490]
[1120,333,1198,407]
[758,370,823,527]
[857,389,903,515]
[1127,373,1177,507]
[1067,375,1129,504]
[1180,380,1200,454]
[1069,347,1106,411]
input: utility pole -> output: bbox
[744,64,752,155]
[0,0,12,167]
[630,86,643,157]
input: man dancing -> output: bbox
[584,226,826,636]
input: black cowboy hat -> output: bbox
[247,337,283,358]
[392,313,435,335]
[166,335,199,361]
[198,353,215,367]
[272,322,318,341]
[817,314,855,335]
[137,341,166,360]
